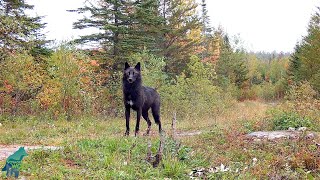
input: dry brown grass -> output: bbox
[173,100,273,133]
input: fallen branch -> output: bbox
[146,133,165,168]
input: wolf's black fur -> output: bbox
[122,62,162,136]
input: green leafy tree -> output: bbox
[0,0,48,60]
[131,0,165,54]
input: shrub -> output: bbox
[283,81,320,119]
[0,52,45,115]
[271,111,313,130]
[160,55,228,120]
[44,47,103,119]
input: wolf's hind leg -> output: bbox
[151,104,162,133]
[142,110,152,136]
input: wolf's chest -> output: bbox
[127,100,134,106]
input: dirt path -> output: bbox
[0,145,61,161]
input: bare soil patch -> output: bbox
[0,145,62,161]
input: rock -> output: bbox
[288,127,295,131]
[247,130,318,141]
[247,131,300,140]
[305,133,317,139]
[219,164,229,172]
[177,131,202,136]
[297,127,307,131]
[253,138,261,142]
[252,158,258,166]
[189,168,207,178]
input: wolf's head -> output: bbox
[17,147,28,158]
[7,147,28,162]
[123,62,141,84]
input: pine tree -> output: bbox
[71,0,165,69]
[0,0,48,60]
[288,44,302,82]
[128,0,165,54]
[289,7,320,92]
[71,1,131,63]
[158,0,201,76]
[199,0,213,61]
[215,34,248,88]
[201,0,212,36]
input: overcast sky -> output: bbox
[27,0,320,52]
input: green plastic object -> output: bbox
[1,147,28,178]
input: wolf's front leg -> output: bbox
[135,108,142,136]
[125,107,130,136]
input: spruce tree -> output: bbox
[289,7,320,92]
[288,44,302,82]
[160,0,201,76]
[215,34,248,88]
[130,0,165,53]
[71,0,165,69]
[0,0,48,60]
[200,0,213,61]
[71,1,131,63]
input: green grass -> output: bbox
[1,101,320,179]
[0,116,201,179]
[5,136,199,179]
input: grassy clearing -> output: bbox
[1,101,320,179]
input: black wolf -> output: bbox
[122,62,162,136]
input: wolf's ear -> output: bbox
[135,62,141,71]
[125,62,130,70]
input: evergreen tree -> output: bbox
[201,0,212,36]
[71,0,165,69]
[0,0,48,60]
[199,0,213,61]
[289,7,320,92]
[215,34,248,88]
[159,0,201,76]
[288,44,303,82]
[129,0,165,54]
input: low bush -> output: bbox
[271,111,314,130]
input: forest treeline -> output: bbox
[0,0,319,120]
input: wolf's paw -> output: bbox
[143,132,150,136]
[143,128,150,136]
[124,131,130,136]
